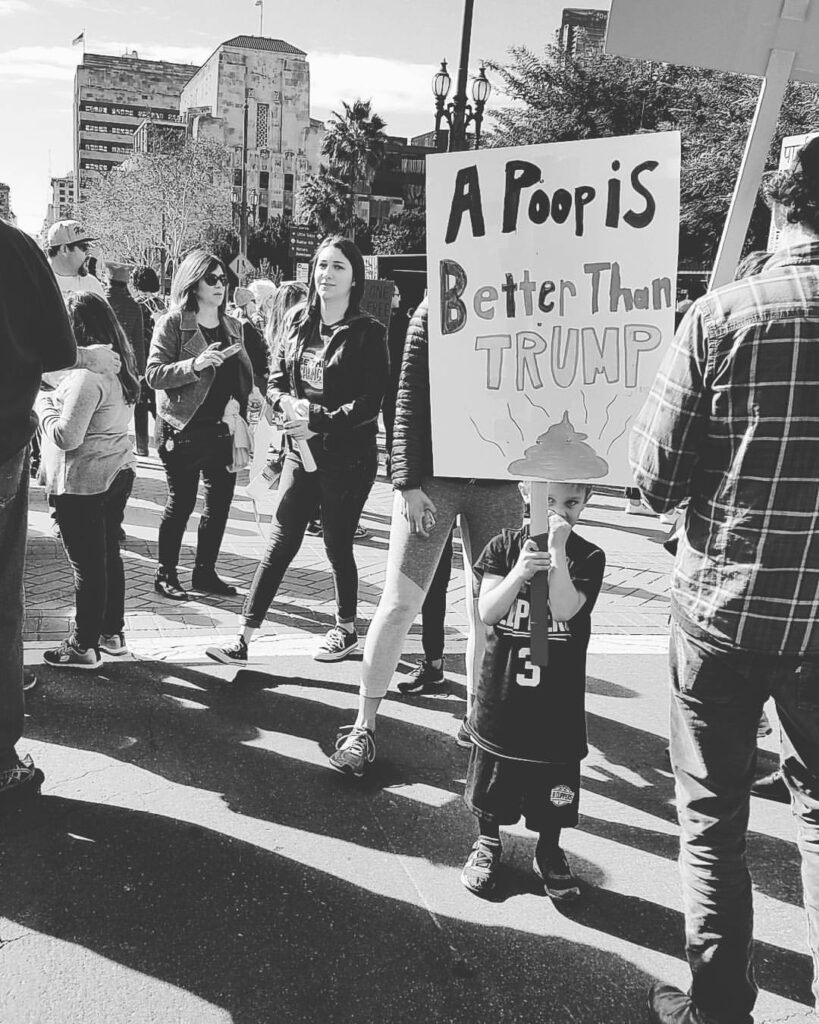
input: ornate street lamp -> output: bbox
[431,0,491,152]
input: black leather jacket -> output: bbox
[267,305,389,454]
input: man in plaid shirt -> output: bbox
[631,137,819,1024]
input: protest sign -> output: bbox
[425,131,681,486]
[361,279,395,329]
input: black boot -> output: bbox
[154,567,188,601]
[191,565,237,596]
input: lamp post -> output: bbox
[431,0,491,152]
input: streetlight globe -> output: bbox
[432,59,451,100]
[472,64,491,105]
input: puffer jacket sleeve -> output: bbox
[390,298,433,490]
[145,312,199,391]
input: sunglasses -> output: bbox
[203,272,226,286]
[70,242,91,253]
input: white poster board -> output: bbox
[426,132,680,485]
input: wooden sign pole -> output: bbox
[709,47,795,289]
[529,480,550,667]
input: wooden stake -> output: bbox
[529,480,550,666]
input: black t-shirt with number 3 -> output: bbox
[468,525,606,765]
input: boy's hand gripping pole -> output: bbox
[529,480,550,667]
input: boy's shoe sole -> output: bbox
[313,639,359,663]
[205,646,248,665]
[532,857,581,901]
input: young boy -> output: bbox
[461,480,606,900]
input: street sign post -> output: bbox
[229,254,254,283]
[289,226,322,263]
[605,0,819,288]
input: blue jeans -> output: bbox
[669,618,819,1023]
[0,448,28,771]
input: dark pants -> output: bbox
[157,421,236,572]
[51,468,135,651]
[668,618,819,1023]
[0,448,28,771]
[243,444,378,628]
[421,526,454,661]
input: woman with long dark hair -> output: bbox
[146,250,255,600]
[206,236,388,665]
[37,292,140,669]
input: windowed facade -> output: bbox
[256,102,269,149]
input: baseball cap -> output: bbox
[47,220,96,248]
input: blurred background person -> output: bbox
[131,265,165,456]
[104,262,144,456]
[45,220,104,300]
[232,286,270,393]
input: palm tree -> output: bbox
[321,99,388,235]
[295,167,348,236]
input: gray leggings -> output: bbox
[360,477,523,699]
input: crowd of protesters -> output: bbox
[2,135,819,1024]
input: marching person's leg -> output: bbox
[649,620,764,1024]
[329,478,462,777]
[774,661,819,1011]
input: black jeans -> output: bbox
[421,526,454,661]
[51,468,135,650]
[242,443,378,628]
[669,619,819,1023]
[157,420,236,572]
[0,447,28,769]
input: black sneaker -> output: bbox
[461,836,502,896]
[305,519,323,537]
[205,637,248,665]
[314,626,358,662]
[329,725,376,778]
[397,659,446,695]
[455,716,473,748]
[0,755,44,814]
[43,637,102,671]
[353,524,368,539]
[533,847,581,901]
[23,669,38,692]
[751,769,790,803]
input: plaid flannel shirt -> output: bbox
[629,242,819,655]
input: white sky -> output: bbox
[0,0,610,231]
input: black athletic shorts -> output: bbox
[464,744,580,831]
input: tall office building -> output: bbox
[73,51,199,200]
[0,183,13,223]
[46,173,75,226]
[559,8,609,58]
[180,36,323,224]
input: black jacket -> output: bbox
[390,299,432,490]
[0,221,76,463]
[268,305,389,454]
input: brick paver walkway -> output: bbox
[25,452,672,647]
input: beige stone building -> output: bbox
[180,36,324,224]
[0,183,14,224]
[73,51,199,200]
[46,173,75,227]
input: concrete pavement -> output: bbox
[4,456,813,1023]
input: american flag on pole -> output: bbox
[72,31,85,46]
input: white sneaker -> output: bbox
[99,632,130,656]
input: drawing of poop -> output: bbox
[507,411,609,480]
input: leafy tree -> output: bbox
[371,207,427,255]
[80,136,233,271]
[248,216,291,270]
[488,45,819,267]
[321,99,388,232]
[296,167,349,235]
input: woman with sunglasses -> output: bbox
[146,250,254,600]
[206,236,388,665]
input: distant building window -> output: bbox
[81,103,108,114]
[259,171,269,189]
[111,126,134,136]
[233,168,243,186]
[111,145,131,154]
[256,102,269,148]
[258,206,268,224]
[284,173,294,192]
[81,160,111,172]
[86,143,108,152]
